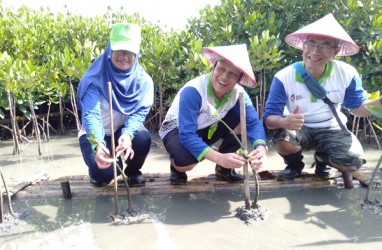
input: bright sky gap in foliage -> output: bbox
[2,0,220,30]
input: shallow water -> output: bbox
[1,188,382,250]
[1,134,382,249]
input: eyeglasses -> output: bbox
[304,41,337,53]
[113,50,135,58]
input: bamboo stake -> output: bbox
[108,82,119,214]
[239,93,260,209]
[239,93,251,210]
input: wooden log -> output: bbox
[2,172,49,199]
[7,166,376,200]
[12,171,346,199]
[352,168,382,187]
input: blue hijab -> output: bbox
[77,44,153,115]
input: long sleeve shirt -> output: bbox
[263,60,367,128]
[159,74,266,161]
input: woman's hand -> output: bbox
[116,133,135,161]
[95,144,113,169]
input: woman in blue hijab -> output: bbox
[77,23,154,187]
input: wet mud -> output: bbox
[235,203,271,225]
[109,207,148,225]
[359,198,382,215]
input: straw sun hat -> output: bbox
[201,44,257,88]
[284,13,359,56]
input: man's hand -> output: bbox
[217,152,247,169]
[284,104,304,130]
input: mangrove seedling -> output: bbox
[87,130,132,211]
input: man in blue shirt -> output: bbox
[160,44,267,185]
[263,14,382,188]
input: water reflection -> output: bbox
[1,189,382,249]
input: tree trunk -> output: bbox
[46,102,51,141]
[159,84,164,127]
[58,90,66,135]
[7,91,21,155]
[69,81,81,131]
[29,96,42,155]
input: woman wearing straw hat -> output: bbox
[77,23,154,187]
[263,14,382,189]
[159,44,267,185]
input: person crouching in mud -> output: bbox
[159,44,268,185]
[263,14,382,189]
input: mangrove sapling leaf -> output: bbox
[87,130,123,158]
[236,148,249,158]
[87,130,108,155]
[365,105,382,118]
[212,111,244,148]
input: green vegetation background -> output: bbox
[1,0,381,136]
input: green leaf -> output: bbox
[207,123,218,139]
[366,90,380,100]
[87,130,98,144]
[365,105,382,118]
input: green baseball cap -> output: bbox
[110,23,141,54]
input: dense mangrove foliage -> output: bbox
[1,0,382,154]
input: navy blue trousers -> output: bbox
[79,127,151,183]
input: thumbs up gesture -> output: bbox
[285,104,304,130]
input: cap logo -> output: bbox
[119,27,131,41]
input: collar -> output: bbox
[207,73,233,109]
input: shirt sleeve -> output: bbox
[178,87,211,160]
[122,75,154,138]
[343,76,367,110]
[80,84,105,144]
[263,77,288,122]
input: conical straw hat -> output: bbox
[202,44,257,88]
[284,13,359,56]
